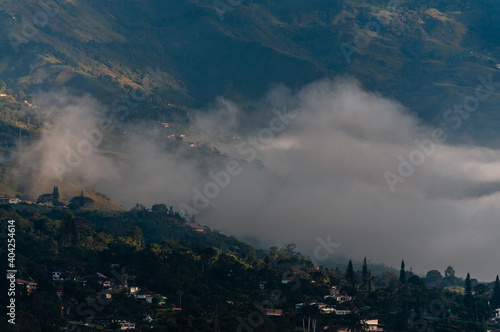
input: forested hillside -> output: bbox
[1,0,500,141]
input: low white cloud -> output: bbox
[21,78,500,281]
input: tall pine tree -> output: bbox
[491,275,500,309]
[362,257,369,289]
[399,260,406,284]
[346,260,355,285]
[464,273,473,307]
[52,186,59,205]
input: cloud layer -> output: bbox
[23,78,500,280]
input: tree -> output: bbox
[443,266,457,287]
[362,257,369,289]
[399,260,406,284]
[407,275,425,287]
[491,275,500,309]
[128,226,144,249]
[264,255,271,281]
[464,273,473,307]
[346,260,355,285]
[52,186,60,205]
[298,303,321,332]
[445,266,456,278]
[37,193,52,204]
[425,270,443,288]
[69,191,94,209]
[58,210,77,248]
[283,243,296,256]
[17,90,26,100]
[151,203,168,213]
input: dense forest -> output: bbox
[1,202,500,331]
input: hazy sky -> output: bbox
[23,78,500,281]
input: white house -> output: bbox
[335,295,353,303]
[363,319,384,331]
[119,322,135,330]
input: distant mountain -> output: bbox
[1,0,500,142]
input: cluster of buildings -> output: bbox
[51,265,169,330]
[258,281,385,331]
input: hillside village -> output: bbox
[2,199,500,331]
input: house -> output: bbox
[316,303,336,314]
[16,279,37,295]
[335,294,353,303]
[335,309,352,315]
[143,315,154,323]
[262,309,283,317]
[495,308,500,319]
[119,322,135,330]
[135,288,154,303]
[282,276,296,284]
[330,286,340,296]
[24,100,36,108]
[129,286,140,294]
[362,319,384,331]
[0,196,21,204]
[189,224,206,232]
[176,222,207,233]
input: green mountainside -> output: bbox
[1,0,500,139]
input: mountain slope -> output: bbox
[1,0,500,142]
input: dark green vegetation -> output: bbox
[1,204,500,331]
